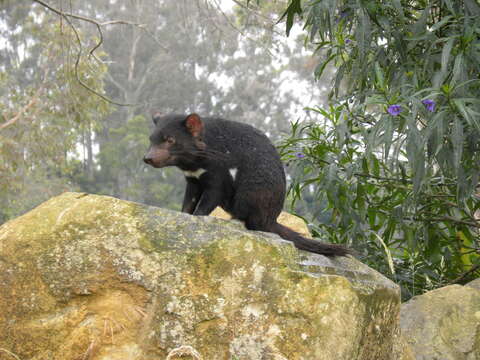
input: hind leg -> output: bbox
[244,214,274,233]
[230,187,283,232]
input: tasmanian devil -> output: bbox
[143,113,349,256]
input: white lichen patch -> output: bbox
[213,297,227,316]
[241,304,265,319]
[230,334,267,360]
[219,276,244,301]
[243,240,254,252]
[267,324,282,338]
[98,343,142,359]
[159,320,189,347]
[251,262,265,286]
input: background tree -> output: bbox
[0,2,110,222]
[277,0,480,298]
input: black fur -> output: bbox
[144,113,350,257]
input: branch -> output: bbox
[448,263,480,285]
[208,0,278,57]
[354,172,411,184]
[1,65,50,132]
[420,215,480,228]
[294,151,459,188]
[105,72,128,95]
[32,0,168,107]
[371,207,480,228]
[1,91,40,131]
[67,12,133,106]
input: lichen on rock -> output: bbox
[400,284,480,360]
[0,192,401,360]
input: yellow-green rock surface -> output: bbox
[401,284,480,360]
[0,192,400,360]
[210,206,312,238]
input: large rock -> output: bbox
[400,284,480,360]
[466,278,480,291]
[210,206,312,238]
[0,192,400,360]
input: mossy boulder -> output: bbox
[0,192,400,360]
[400,284,480,360]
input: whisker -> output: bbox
[185,149,230,160]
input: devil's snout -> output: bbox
[143,147,171,168]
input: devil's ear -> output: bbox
[152,111,163,126]
[184,113,203,138]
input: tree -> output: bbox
[0,2,110,222]
[276,0,480,298]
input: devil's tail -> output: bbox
[271,222,351,256]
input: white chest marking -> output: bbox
[183,168,207,179]
[229,168,238,180]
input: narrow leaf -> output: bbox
[279,0,303,36]
[452,117,463,171]
[441,38,455,75]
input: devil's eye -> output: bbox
[166,136,175,144]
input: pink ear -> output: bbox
[185,113,203,137]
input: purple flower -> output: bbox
[295,152,305,159]
[345,39,352,44]
[387,105,402,116]
[422,99,436,112]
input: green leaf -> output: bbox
[362,157,369,173]
[383,116,394,161]
[368,208,377,229]
[411,5,429,36]
[374,61,385,89]
[314,53,336,79]
[451,53,464,87]
[453,99,480,132]
[391,0,405,23]
[406,125,425,194]
[465,0,480,15]
[441,38,456,75]
[392,205,403,221]
[279,0,303,36]
[356,9,371,59]
[426,110,448,158]
[451,117,464,172]
[429,15,453,33]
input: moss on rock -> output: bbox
[0,192,401,360]
[401,284,480,360]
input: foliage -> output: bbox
[278,0,480,298]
